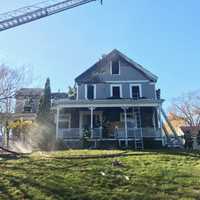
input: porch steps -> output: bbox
[135,139,144,150]
[91,140,119,149]
[118,139,144,149]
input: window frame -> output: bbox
[129,84,142,99]
[110,84,122,98]
[85,84,96,100]
[58,113,71,129]
[110,60,120,75]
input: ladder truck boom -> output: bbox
[0,0,99,32]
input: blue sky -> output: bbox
[0,0,199,108]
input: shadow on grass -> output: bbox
[1,149,200,200]
[0,159,96,200]
[45,149,200,160]
[1,149,200,162]
[0,172,81,200]
[0,153,30,162]
[141,149,200,159]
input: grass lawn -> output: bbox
[1,150,200,200]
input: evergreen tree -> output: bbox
[43,78,51,113]
[38,78,51,120]
[67,85,77,99]
[37,78,56,150]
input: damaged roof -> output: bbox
[75,49,158,83]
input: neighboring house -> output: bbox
[51,92,68,102]
[53,49,165,149]
[8,88,67,143]
[180,126,200,150]
[163,112,185,137]
[14,88,44,121]
[14,88,67,121]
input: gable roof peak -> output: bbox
[75,49,158,82]
[112,50,158,81]
[108,49,158,81]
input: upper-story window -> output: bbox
[130,84,141,99]
[111,84,122,98]
[85,84,96,100]
[23,97,33,113]
[111,60,120,75]
[23,106,32,113]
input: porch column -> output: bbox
[153,108,156,132]
[56,106,60,139]
[89,107,95,139]
[122,107,128,147]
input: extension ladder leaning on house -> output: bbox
[134,107,144,150]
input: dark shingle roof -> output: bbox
[16,88,44,97]
[51,92,68,100]
[75,49,158,83]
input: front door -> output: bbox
[120,112,138,138]
[121,112,137,129]
[81,112,102,129]
[80,111,102,137]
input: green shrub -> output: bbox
[81,128,91,149]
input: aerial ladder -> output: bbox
[0,0,102,154]
[161,108,183,146]
[0,0,102,32]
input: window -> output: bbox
[23,106,32,113]
[85,84,96,100]
[58,114,71,129]
[23,98,33,113]
[111,85,122,98]
[130,85,141,99]
[111,60,120,75]
[113,87,120,98]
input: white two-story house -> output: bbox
[53,49,165,149]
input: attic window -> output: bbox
[111,60,120,75]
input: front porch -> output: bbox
[53,99,164,149]
[58,127,162,140]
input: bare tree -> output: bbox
[169,91,200,127]
[0,64,31,147]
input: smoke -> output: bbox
[11,140,33,154]
[10,121,57,153]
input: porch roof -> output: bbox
[52,98,164,109]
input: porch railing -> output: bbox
[58,128,162,140]
[92,127,103,139]
[115,128,162,139]
[59,128,81,139]
[58,128,103,139]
